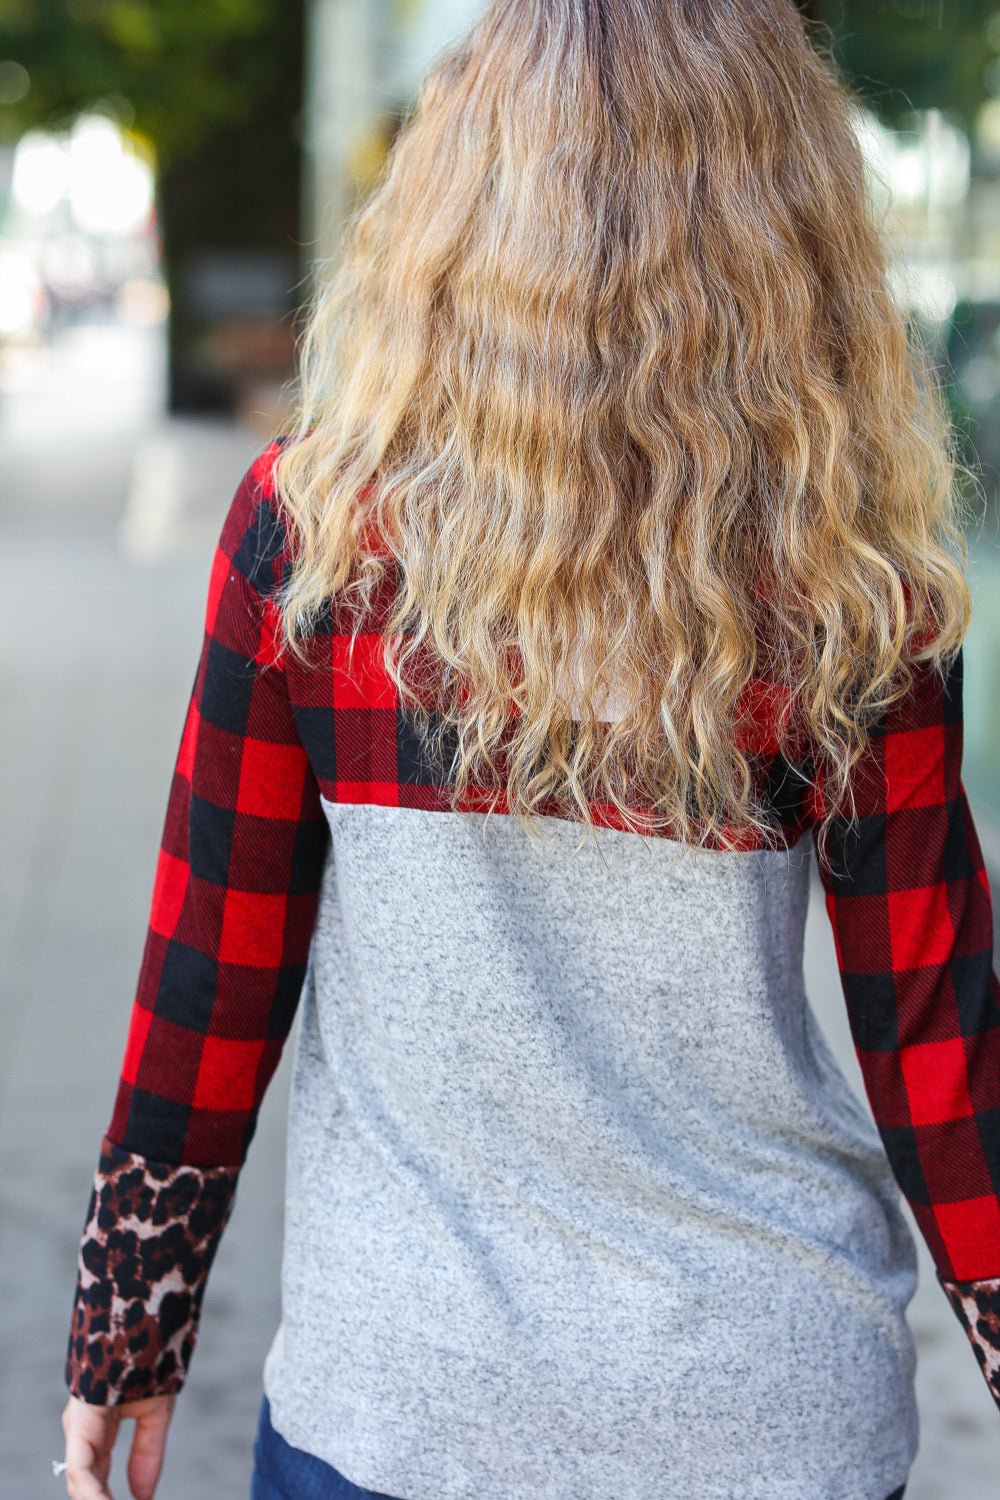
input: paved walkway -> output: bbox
[1,317,997,1497]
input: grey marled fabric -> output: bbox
[263,801,918,1500]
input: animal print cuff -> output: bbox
[939,1273,1000,1415]
[65,1136,239,1406]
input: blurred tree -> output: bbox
[800,0,997,129]
[0,0,305,413]
[0,0,290,164]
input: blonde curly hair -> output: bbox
[273,0,974,864]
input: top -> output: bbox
[65,437,1000,1500]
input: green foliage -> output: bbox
[5,1,998,158]
[808,0,999,127]
[0,0,285,160]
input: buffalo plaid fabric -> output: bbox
[812,648,1000,1286]
[105,439,331,1169]
[808,644,1000,1412]
[66,438,329,1405]
[67,435,1000,1412]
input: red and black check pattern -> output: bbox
[810,648,1000,1287]
[67,435,1000,1411]
[106,438,330,1169]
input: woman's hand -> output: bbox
[60,1393,176,1500]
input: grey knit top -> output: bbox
[64,445,1000,1500]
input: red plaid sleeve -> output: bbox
[66,438,330,1406]
[812,645,1000,1412]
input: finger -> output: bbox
[126,1407,173,1500]
[67,1477,114,1500]
[64,1427,114,1500]
[66,1472,114,1500]
[63,1401,119,1500]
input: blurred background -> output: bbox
[0,1,998,1495]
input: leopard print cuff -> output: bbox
[939,1272,1000,1414]
[65,1136,239,1406]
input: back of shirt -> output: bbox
[65,440,1000,1500]
[265,798,919,1499]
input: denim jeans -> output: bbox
[250,1392,907,1500]
[251,1397,397,1500]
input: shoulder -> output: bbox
[878,646,963,740]
[216,432,297,602]
[200,434,299,666]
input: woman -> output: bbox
[60,2,1000,1497]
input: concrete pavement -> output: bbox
[1,316,998,1498]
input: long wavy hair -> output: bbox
[273,0,973,864]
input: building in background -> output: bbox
[303,0,485,284]
[0,3,307,425]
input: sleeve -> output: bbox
[810,645,1000,1414]
[64,439,331,1406]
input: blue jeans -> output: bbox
[251,1392,907,1500]
[251,1397,398,1499]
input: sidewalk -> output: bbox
[0,370,288,1494]
[1,331,998,1495]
